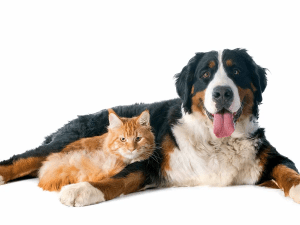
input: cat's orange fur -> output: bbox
[38,109,155,192]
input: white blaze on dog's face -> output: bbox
[175,49,267,138]
[204,50,241,114]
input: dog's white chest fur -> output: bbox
[165,112,262,187]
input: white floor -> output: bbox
[0,178,298,225]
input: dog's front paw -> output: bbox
[0,175,5,185]
[59,182,105,207]
[289,184,300,203]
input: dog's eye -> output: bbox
[120,137,126,142]
[202,71,211,79]
[233,69,240,75]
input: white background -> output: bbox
[0,0,299,224]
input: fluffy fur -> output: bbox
[1,48,300,206]
[166,111,262,187]
[38,109,155,191]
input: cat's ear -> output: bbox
[137,110,150,126]
[108,109,123,129]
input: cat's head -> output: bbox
[104,109,155,163]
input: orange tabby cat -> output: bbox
[38,109,155,191]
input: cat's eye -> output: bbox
[135,137,142,142]
[202,71,211,79]
[233,69,240,75]
[120,137,126,142]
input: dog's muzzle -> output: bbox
[205,85,242,138]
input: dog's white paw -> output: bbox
[0,175,5,185]
[59,182,105,207]
[289,184,300,204]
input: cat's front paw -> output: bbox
[289,183,300,203]
[0,175,5,185]
[59,182,105,207]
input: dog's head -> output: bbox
[175,49,267,138]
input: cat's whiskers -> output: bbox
[150,154,159,164]
[142,145,159,165]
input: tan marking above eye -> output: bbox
[208,61,216,68]
[226,59,233,67]
[202,71,211,78]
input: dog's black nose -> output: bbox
[212,86,233,109]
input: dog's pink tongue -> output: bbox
[213,113,235,138]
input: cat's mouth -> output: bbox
[120,150,138,159]
[126,152,138,159]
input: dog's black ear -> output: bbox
[252,63,267,103]
[237,49,267,104]
[175,53,205,113]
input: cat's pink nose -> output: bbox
[127,147,135,152]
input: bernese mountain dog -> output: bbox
[1,48,299,206]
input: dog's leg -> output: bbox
[256,142,300,203]
[272,164,300,203]
[258,180,279,189]
[0,110,110,184]
[0,156,45,184]
[0,134,82,184]
[59,171,146,207]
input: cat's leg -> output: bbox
[38,173,78,192]
[0,110,110,184]
[38,150,110,192]
[38,163,80,192]
[58,160,153,207]
[59,171,145,207]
